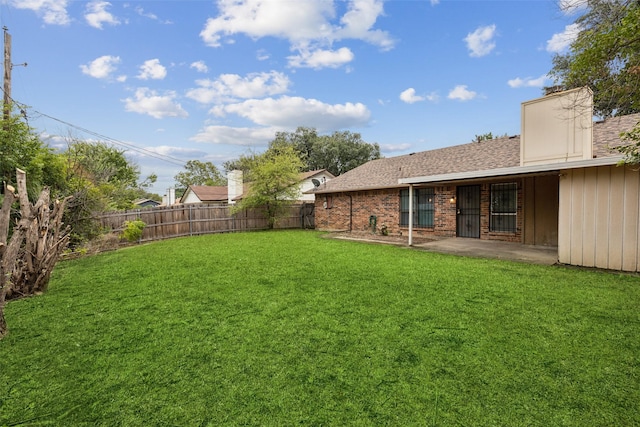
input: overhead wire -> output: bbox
[30,109,188,167]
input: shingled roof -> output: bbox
[185,185,228,202]
[314,113,640,194]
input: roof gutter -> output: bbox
[398,156,624,185]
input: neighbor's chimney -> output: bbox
[163,187,176,206]
[227,170,243,205]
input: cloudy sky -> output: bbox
[2,0,580,195]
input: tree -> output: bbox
[233,145,304,228]
[0,104,64,197]
[227,127,381,176]
[309,130,382,176]
[1,169,72,338]
[61,139,153,245]
[174,160,226,192]
[549,0,640,118]
[549,0,640,163]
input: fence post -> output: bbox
[189,204,193,237]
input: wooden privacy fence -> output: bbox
[95,203,315,243]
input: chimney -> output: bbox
[520,86,593,166]
[163,187,176,206]
[227,170,243,205]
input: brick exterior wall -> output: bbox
[315,179,524,242]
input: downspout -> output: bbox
[408,184,414,246]
[348,193,353,232]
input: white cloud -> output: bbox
[256,49,270,61]
[508,74,549,88]
[137,59,167,80]
[80,55,121,79]
[334,0,394,51]
[186,71,291,104]
[447,85,477,101]
[200,0,395,54]
[464,24,497,57]
[85,1,120,29]
[399,88,425,104]
[212,96,371,132]
[10,0,70,25]
[191,125,279,146]
[380,143,411,152]
[430,0,440,5]
[190,61,209,73]
[288,47,354,69]
[123,88,188,119]
[546,23,580,53]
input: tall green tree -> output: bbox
[62,139,154,245]
[233,145,303,229]
[549,0,640,118]
[226,127,381,176]
[308,130,381,176]
[174,160,226,192]
[549,0,640,164]
[0,104,64,197]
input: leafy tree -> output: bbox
[174,160,226,193]
[233,145,303,228]
[549,0,640,163]
[308,130,382,176]
[0,104,64,197]
[549,0,640,118]
[61,139,154,245]
[225,127,381,176]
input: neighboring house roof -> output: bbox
[183,185,228,203]
[300,169,336,181]
[314,114,640,194]
[233,169,335,200]
[133,198,161,208]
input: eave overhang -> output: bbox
[398,156,624,185]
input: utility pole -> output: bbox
[3,26,11,123]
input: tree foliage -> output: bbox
[224,127,381,176]
[549,0,640,118]
[60,139,154,245]
[0,104,64,196]
[174,160,226,192]
[549,0,640,163]
[233,145,303,228]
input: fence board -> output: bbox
[95,203,314,242]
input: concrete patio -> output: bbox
[411,237,558,265]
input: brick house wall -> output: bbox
[314,179,523,242]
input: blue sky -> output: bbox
[1,0,581,196]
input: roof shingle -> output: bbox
[315,113,640,194]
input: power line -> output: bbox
[30,109,188,167]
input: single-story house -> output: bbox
[180,169,335,205]
[133,198,161,208]
[310,87,640,272]
[180,185,229,205]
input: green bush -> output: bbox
[121,220,146,242]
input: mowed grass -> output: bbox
[1,230,639,426]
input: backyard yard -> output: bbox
[1,230,639,425]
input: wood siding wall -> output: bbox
[96,203,314,243]
[559,165,640,272]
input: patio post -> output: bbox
[408,184,413,246]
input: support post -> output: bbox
[408,184,414,246]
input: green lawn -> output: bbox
[1,230,639,426]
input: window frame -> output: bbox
[490,182,517,233]
[400,188,435,228]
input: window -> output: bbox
[490,183,517,232]
[400,188,435,228]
